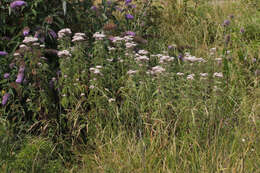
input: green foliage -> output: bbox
[11,137,64,173]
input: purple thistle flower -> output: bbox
[10,1,27,9]
[2,93,10,106]
[126,31,136,36]
[91,5,97,11]
[178,54,184,61]
[125,14,134,20]
[168,45,173,49]
[4,73,10,79]
[107,0,112,5]
[223,20,230,27]
[0,51,8,56]
[240,28,245,34]
[225,34,230,45]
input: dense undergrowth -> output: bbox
[0,0,259,172]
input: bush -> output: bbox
[11,137,64,173]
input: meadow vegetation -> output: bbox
[0,0,259,172]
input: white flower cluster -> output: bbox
[135,55,149,62]
[124,35,134,41]
[125,42,137,49]
[112,36,124,43]
[93,31,106,40]
[23,36,38,44]
[127,70,138,75]
[19,44,30,52]
[147,66,166,75]
[32,42,40,47]
[138,49,149,55]
[124,35,136,48]
[13,52,21,57]
[187,74,195,80]
[89,65,102,75]
[159,55,174,64]
[209,47,217,55]
[200,73,208,77]
[177,72,184,76]
[108,46,116,51]
[72,32,86,42]
[57,50,72,58]
[215,58,222,62]
[19,44,27,49]
[176,72,223,80]
[213,72,223,78]
[183,52,205,62]
[150,53,174,64]
[58,28,72,39]
[108,98,115,103]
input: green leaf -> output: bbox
[63,0,67,16]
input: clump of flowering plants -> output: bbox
[0,33,60,133]
[56,29,90,109]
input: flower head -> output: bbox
[125,14,134,20]
[223,20,230,27]
[138,49,149,55]
[187,74,195,80]
[93,31,106,40]
[2,93,10,106]
[225,34,230,45]
[57,50,71,58]
[72,33,86,42]
[16,72,24,84]
[23,36,38,44]
[125,31,136,36]
[0,51,8,56]
[4,73,10,79]
[125,42,136,49]
[125,0,132,4]
[22,27,30,36]
[148,66,165,75]
[213,72,223,78]
[91,5,97,11]
[127,70,138,75]
[58,28,72,39]
[240,28,245,34]
[10,1,27,9]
